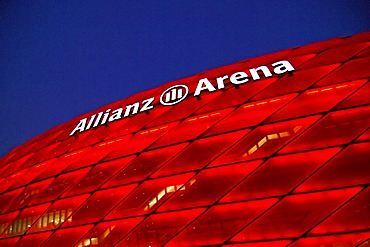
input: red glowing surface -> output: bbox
[0,32,369,246]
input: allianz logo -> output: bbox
[70,60,294,136]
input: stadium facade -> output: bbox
[0,31,369,247]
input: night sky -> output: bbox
[1,1,369,157]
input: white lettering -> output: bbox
[108,108,123,122]
[194,78,216,96]
[93,112,103,127]
[124,102,140,117]
[140,97,155,112]
[272,60,295,74]
[249,66,272,80]
[69,118,87,136]
[230,72,249,85]
[216,75,228,90]
[101,109,111,125]
[85,114,96,130]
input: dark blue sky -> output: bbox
[1,1,369,157]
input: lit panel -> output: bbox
[209,94,298,136]
[166,199,277,246]
[295,143,370,192]
[158,161,261,212]
[211,115,320,167]
[300,42,369,69]
[0,32,369,247]
[310,187,370,234]
[289,231,370,247]
[151,108,233,148]
[1,153,35,180]
[151,129,249,177]
[103,122,177,161]
[252,64,339,100]
[336,80,370,109]
[147,92,221,127]
[280,106,370,153]
[357,128,370,141]
[104,106,170,141]
[5,161,50,191]
[292,37,343,56]
[62,185,136,227]
[196,78,277,114]
[75,217,144,247]
[41,225,93,247]
[115,208,204,247]
[267,80,366,122]
[10,179,53,210]
[222,240,292,247]
[221,148,340,202]
[0,211,19,238]
[102,143,187,188]
[64,146,107,172]
[3,203,50,237]
[16,232,52,247]
[62,156,135,197]
[30,168,90,205]
[0,188,23,214]
[105,173,195,220]
[28,195,88,233]
[315,56,370,86]
[230,187,361,242]
[32,152,84,182]
[0,237,19,247]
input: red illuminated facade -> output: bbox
[0,32,369,246]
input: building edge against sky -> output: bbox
[0,31,369,246]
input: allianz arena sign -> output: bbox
[70,60,295,136]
